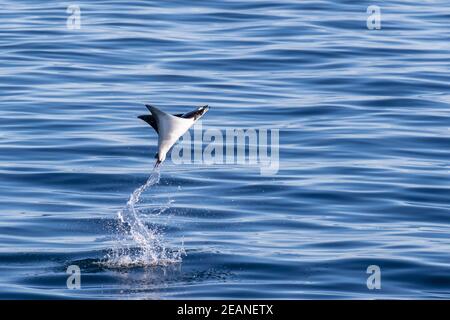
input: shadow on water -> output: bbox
[62,249,234,299]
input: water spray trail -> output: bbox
[117,169,161,262]
[103,167,184,268]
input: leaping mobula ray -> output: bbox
[138,104,209,167]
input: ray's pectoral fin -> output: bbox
[138,114,158,133]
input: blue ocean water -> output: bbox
[0,0,449,299]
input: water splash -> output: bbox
[102,168,185,268]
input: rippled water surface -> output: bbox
[1,0,449,299]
